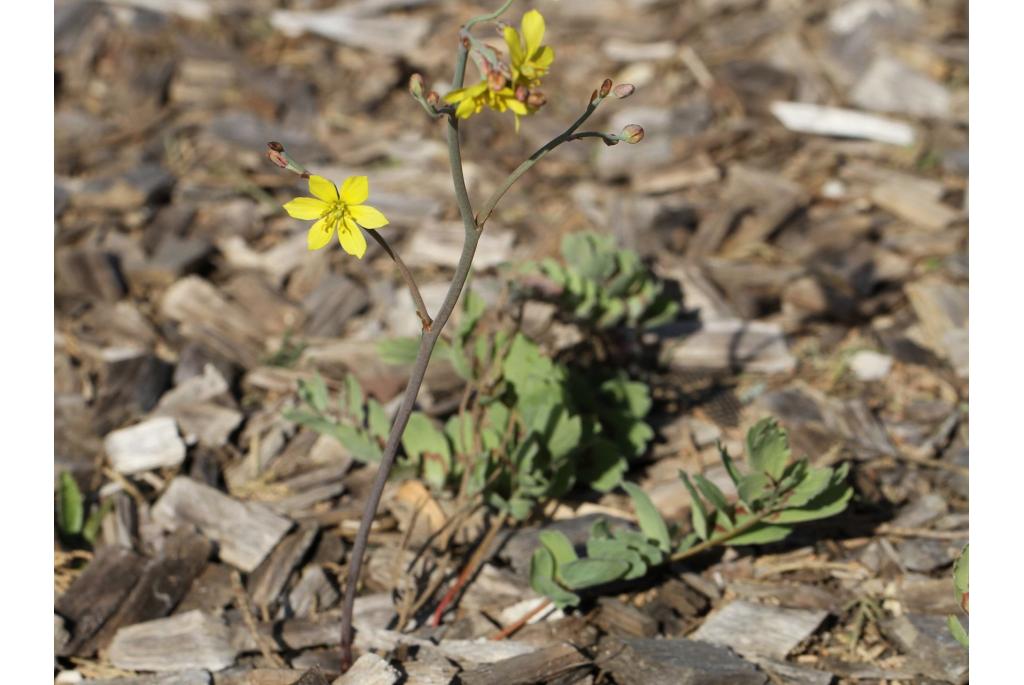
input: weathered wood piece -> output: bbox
[690,600,827,660]
[594,598,658,638]
[657,320,796,374]
[248,523,319,609]
[330,653,399,685]
[160,276,267,368]
[880,613,968,684]
[152,477,293,572]
[871,183,959,230]
[287,565,340,618]
[108,610,238,672]
[82,672,211,685]
[457,642,590,685]
[105,416,187,474]
[770,101,915,146]
[86,528,212,653]
[82,672,212,685]
[598,637,767,685]
[213,669,317,685]
[56,546,146,657]
[746,657,834,685]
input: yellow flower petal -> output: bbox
[283,196,328,220]
[533,45,554,69]
[307,217,335,251]
[309,175,339,203]
[445,81,488,104]
[338,216,367,259]
[349,204,389,229]
[340,176,369,205]
[521,10,545,58]
[504,25,523,65]
[456,97,477,118]
[506,97,528,115]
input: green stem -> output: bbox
[366,230,432,330]
[464,0,515,30]
[475,98,603,229]
[338,37,483,673]
[668,509,775,562]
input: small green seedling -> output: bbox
[56,472,113,547]
[948,543,969,648]
[530,418,853,607]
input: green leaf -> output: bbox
[445,414,474,457]
[559,558,631,589]
[539,530,579,570]
[579,439,627,492]
[622,482,671,552]
[771,464,852,523]
[544,407,583,460]
[614,530,665,565]
[718,442,744,486]
[57,472,84,537]
[333,424,383,463]
[344,374,364,422]
[746,418,791,481]
[694,474,733,529]
[590,517,613,540]
[367,399,389,441]
[458,288,486,337]
[449,339,475,381]
[529,547,580,609]
[82,498,114,545]
[947,614,969,648]
[508,496,535,521]
[737,472,773,510]
[953,544,969,602]
[725,521,792,546]
[402,412,452,488]
[783,465,832,508]
[301,375,329,414]
[586,537,647,580]
[675,531,699,555]
[377,336,421,365]
[677,472,709,541]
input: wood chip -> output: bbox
[248,523,319,609]
[152,477,293,572]
[104,416,187,475]
[598,636,767,685]
[330,653,398,685]
[108,610,238,672]
[658,319,796,374]
[690,600,828,660]
[56,546,146,657]
[457,642,589,685]
[86,528,213,653]
[770,101,916,145]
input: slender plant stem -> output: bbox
[464,0,515,30]
[475,99,603,228]
[489,509,777,641]
[366,230,432,330]
[338,35,483,672]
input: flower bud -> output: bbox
[267,141,288,169]
[409,73,424,98]
[488,70,508,92]
[426,91,440,107]
[526,90,547,108]
[599,78,613,98]
[620,124,645,144]
[589,89,599,105]
[613,83,636,99]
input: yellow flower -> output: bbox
[444,79,529,120]
[283,174,389,258]
[504,9,554,85]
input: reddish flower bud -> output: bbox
[599,78,613,98]
[488,70,508,92]
[426,91,440,107]
[613,83,636,99]
[527,90,547,108]
[621,124,645,144]
[590,89,599,104]
[409,73,424,98]
[515,85,528,102]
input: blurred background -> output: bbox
[55,0,968,682]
